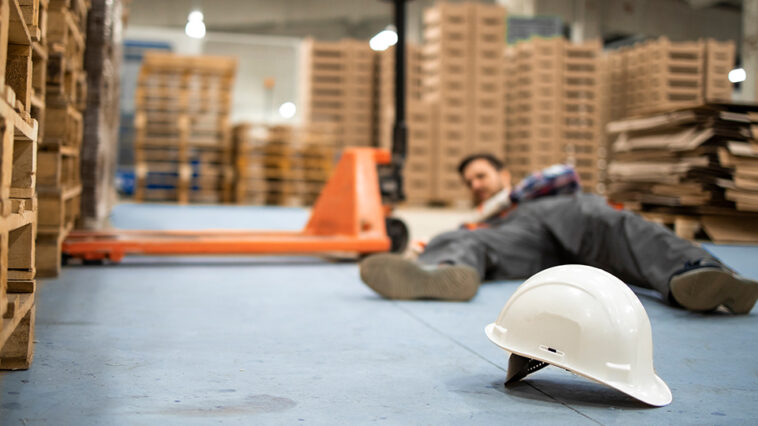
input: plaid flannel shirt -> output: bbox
[509,164,581,203]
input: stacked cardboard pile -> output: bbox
[504,38,603,191]
[133,52,236,204]
[607,104,758,243]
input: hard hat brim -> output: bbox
[485,323,673,407]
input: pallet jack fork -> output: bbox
[62,0,413,263]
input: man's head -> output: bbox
[458,154,511,204]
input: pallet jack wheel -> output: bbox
[385,217,409,253]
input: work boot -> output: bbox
[359,253,480,301]
[669,260,758,314]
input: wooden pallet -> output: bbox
[134,53,236,205]
[703,39,735,102]
[0,198,36,368]
[503,38,602,191]
[0,101,38,213]
[20,0,47,43]
[0,7,39,364]
[638,211,704,240]
[637,210,758,243]
[301,38,375,149]
[49,0,89,35]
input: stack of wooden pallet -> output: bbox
[298,126,335,205]
[300,38,374,150]
[606,37,735,122]
[503,38,603,192]
[231,123,267,204]
[36,0,89,277]
[0,0,45,370]
[607,103,758,243]
[231,123,335,206]
[133,52,237,204]
[260,125,301,206]
[420,2,506,204]
[375,45,440,205]
[402,101,439,205]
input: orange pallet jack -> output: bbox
[62,0,413,264]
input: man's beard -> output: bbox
[475,184,504,205]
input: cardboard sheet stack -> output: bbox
[607,103,758,243]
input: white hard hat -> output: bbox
[485,264,672,406]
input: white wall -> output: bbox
[124,26,302,125]
[537,0,741,43]
[202,33,301,124]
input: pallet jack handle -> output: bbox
[380,0,412,203]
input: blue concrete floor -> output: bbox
[2,203,758,425]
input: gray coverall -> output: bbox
[417,193,717,302]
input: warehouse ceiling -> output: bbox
[127,0,744,43]
[127,0,442,40]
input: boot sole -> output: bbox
[359,254,480,301]
[670,268,758,314]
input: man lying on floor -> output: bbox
[359,153,758,314]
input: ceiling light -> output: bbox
[279,102,296,119]
[369,25,398,51]
[728,67,746,84]
[185,10,206,39]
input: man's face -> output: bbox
[462,159,510,204]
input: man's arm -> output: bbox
[510,164,581,203]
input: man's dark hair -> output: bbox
[457,153,504,176]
